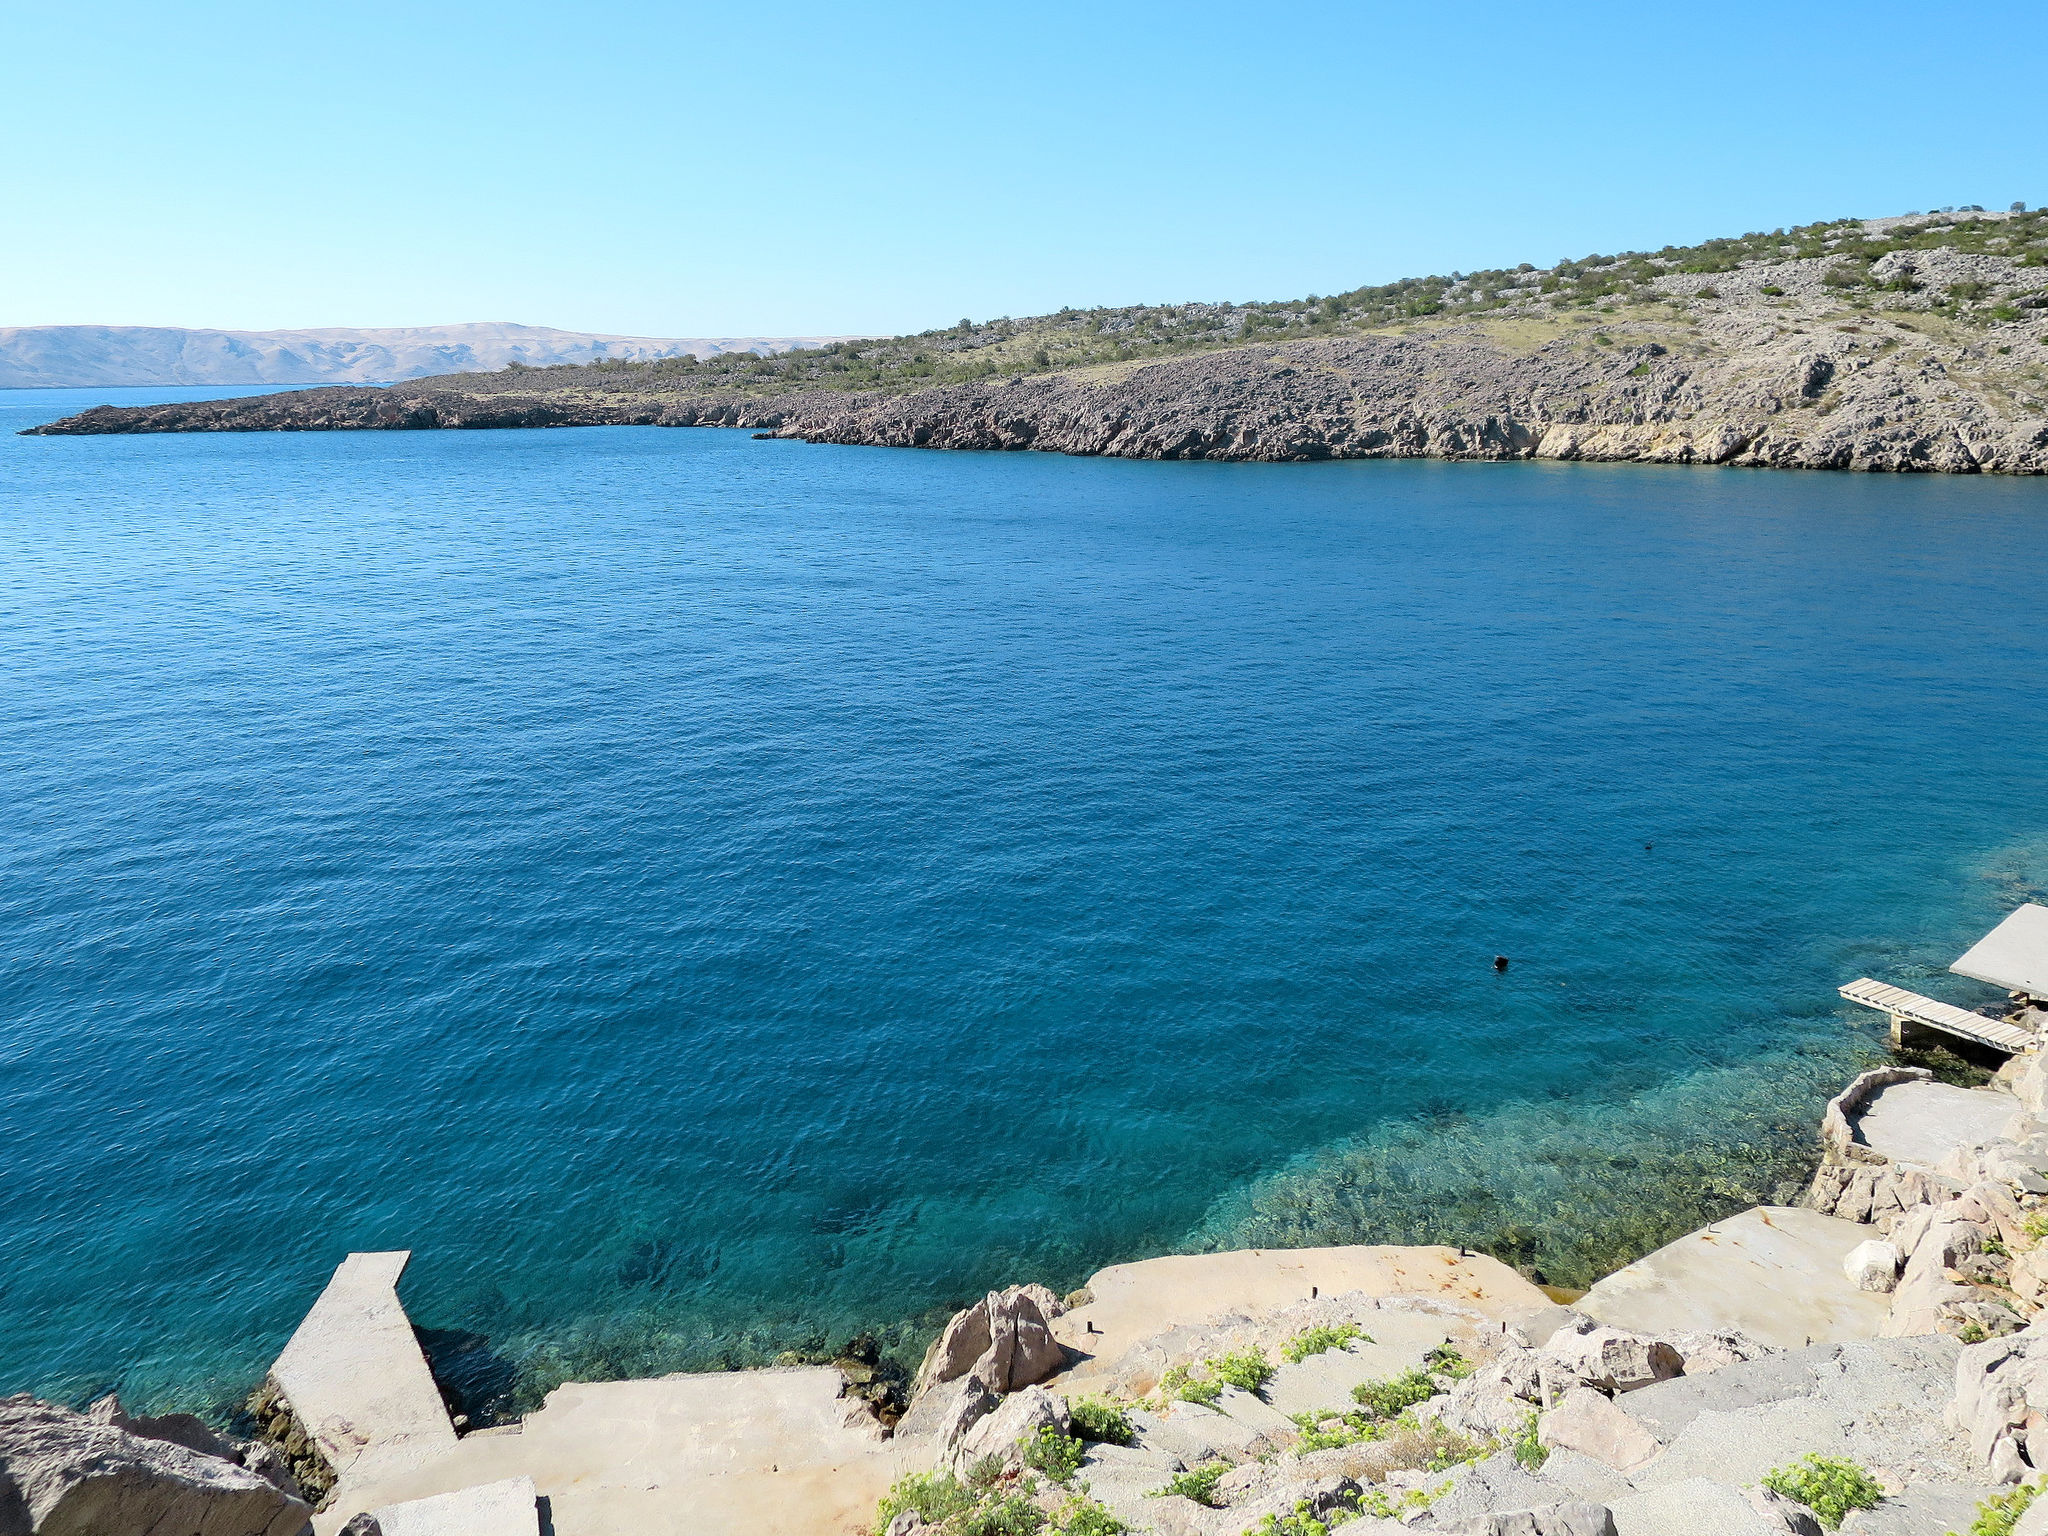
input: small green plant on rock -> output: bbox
[1760,1454,1884,1530]
[1049,1495,1126,1536]
[1022,1427,1086,1485]
[1067,1396,1135,1446]
[1151,1460,1229,1507]
[1159,1363,1222,1405]
[1512,1409,1548,1470]
[1214,1347,1275,1394]
[1352,1367,1439,1418]
[1250,1491,1369,1535]
[1282,1323,1364,1363]
[1960,1476,2042,1536]
[1290,1407,1388,1453]
[1423,1344,1474,1380]
[957,1491,1047,1536]
[874,1471,979,1533]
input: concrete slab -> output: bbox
[373,1477,537,1536]
[1578,1207,1891,1349]
[1854,1081,2016,1170]
[315,1367,907,1536]
[271,1252,457,1487]
[1049,1246,1550,1391]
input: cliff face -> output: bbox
[26,243,2048,474]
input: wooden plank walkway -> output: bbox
[1840,977,2036,1054]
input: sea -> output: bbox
[3,384,2045,1418]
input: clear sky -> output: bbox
[5,0,2044,339]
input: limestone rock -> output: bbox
[1844,1240,1903,1293]
[901,1372,997,1451]
[912,1286,1065,1399]
[1440,1503,1618,1536]
[0,1393,313,1536]
[1543,1326,1681,1394]
[946,1384,1069,1473]
[1665,1329,1775,1376]
[1536,1388,1663,1474]
[337,1518,384,1536]
[883,1514,925,1536]
[1749,1486,1824,1535]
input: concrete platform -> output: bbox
[271,1252,458,1487]
[1049,1245,1551,1390]
[1578,1207,1891,1349]
[373,1477,537,1536]
[1854,1080,2016,1170]
[315,1368,906,1536]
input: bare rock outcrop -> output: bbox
[0,1393,313,1536]
[912,1285,1066,1400]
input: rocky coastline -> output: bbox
[24,214,2048,477]
[13,1038,2048,1536]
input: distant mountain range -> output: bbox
[0,322,851,388]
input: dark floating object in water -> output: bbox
[1494,955,1510,972]
[1645,841,1654,851]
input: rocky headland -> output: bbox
[25,209,2048,475]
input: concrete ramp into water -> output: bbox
[271,1251,458,1486]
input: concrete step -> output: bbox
[270,1251,457,1487]
[373,1477,537,1536]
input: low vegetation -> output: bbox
[1160,1346,1274,1403]
[1021,1427,1086,1485]
[1351,1367,1442,1419]
[1150,1460,1229,1507]
[1281,1323,1365,1363]
[1065,1396,1135,1446]
[1760,1454,1885,1530]
[500,206,2048,408]
[1961,1478,2043,1536]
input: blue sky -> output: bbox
[5,0,2044,338]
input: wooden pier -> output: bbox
[1839,977,2035,1055]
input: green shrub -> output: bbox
[965,1455,1006,1490]
[1152,1460,1229,1506]
[958,1492,1048,1536]
[1424,1345,1473,1380]
[1213,1348,1275,1394]
[1022,1427,1086,1485]
[1067,1396,1135,1446]
[1760,284,1786,295]
[1159,1364,1222,1405]
[1249,1494,1368,1536]
[1512,1409,1548,1470]
[1960,1477,2042,1536]
[1990,304,2022,322]
[874,1472,979,1533]
[1352,1367,1439,1418]
[1760,1455,1884,1529]
[1290,1407,1389,1452]
[1050,1496,1126,1536]
[1282,1324,1364,1363]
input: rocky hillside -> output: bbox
[28,209,2048,473]
[0,322,849,388]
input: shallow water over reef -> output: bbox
[3,386,2046,1414]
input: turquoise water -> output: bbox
[4,386,2046,1416]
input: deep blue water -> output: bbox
[3,385,2046,1414]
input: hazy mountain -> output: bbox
[0,322,850,388]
